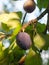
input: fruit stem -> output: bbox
[22,12,27,25]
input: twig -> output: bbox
[21,9,48,31]
[37,9,47,20]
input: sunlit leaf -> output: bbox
[40,33,49,50]
[0,12,20,23]
[1,22,10,32]
[33,33,45,49]
[33,32,49,50]
[9,20,21,44]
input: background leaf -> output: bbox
[16,11,22,20]
[37,0,49,10]
[25,49,42,65]
[36,22,46,33]
[1,22,10,32]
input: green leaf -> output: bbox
[36,22,46,33]
[8,52,14,63]
[10,22,21,43]
[1,22,10,32]
[47,60,49,65]
[0,42,2,51]
[25,22,49,51]
[37,0,49,10]
[33,33,45,49]
[33,32,49,50]
[25,24,33,40]
[3,48,9,57]
[0,51,4,61]
[16,11,22,20]
[40,33,49,50]
[12,46,25,64]
[25,49,42,65]
[12,22,22,36]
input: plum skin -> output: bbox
[23,0,36,13]
[16,32,32,50]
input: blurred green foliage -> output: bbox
[0,0,49,65]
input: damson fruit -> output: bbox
[16,32,32,50]
[23,0,36,13]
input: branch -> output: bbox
[47,11,49,31]
[37,9,47,20]
[21,9,48,31]
[46,4,49,32]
